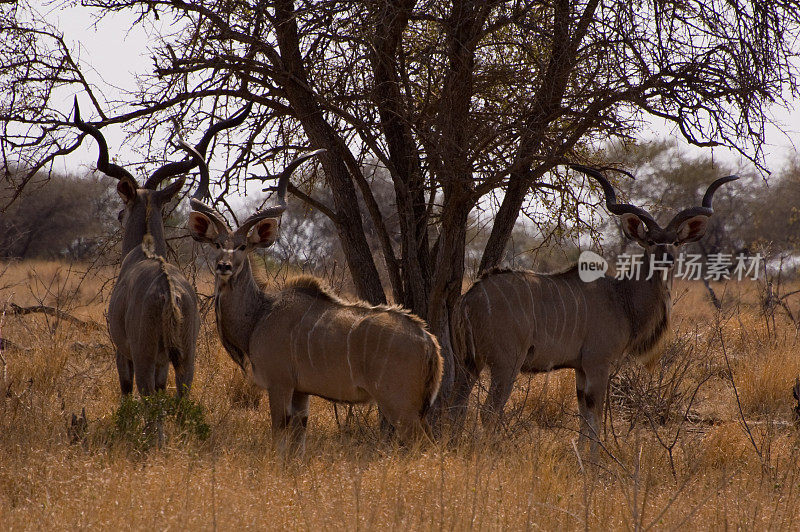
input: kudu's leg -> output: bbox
[154,364,169,448]
[576,364,610,460]
[393,421,424,448]
[378,409,395,441]
[373,400,425,448]
[155,362,169,392]
[133,350,157,397]
[115,350,134,396]
[131,341,162,446]
[417,418,435,446]
[174,314,198,398]
[575,368,591,452]
[173,348,195,399]
[289,392,310,456]
[480,355,522,431]
[388,409,433,448]
[450,364,479,434]
[268,387,295,458]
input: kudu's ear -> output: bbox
[620,213,648,244]
[674,215,709,245]
[155,176,186,204]
[188,212,221,243]
[247,218,279,248]
[116,176,138,205]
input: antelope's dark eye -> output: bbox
[214,243,221,249]
[238,244,247,251]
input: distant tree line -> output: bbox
[7,142,799,271]
[0,168,117,260]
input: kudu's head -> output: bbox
[71,98,251,256]
[572,164,738,269]
[187,149,326,285]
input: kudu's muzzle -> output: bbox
[216,261,233,275]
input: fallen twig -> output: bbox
[0,337,33,353]
[6,303,102,329]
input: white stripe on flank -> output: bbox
[503,274,527,337]
[375,326,394,390]
[529,274,540,337]
[306,308,332,370]
[564,279,580,341]
[550,277,567,342]
[539,277,550,339]
[491,276,521,330]
[516,272,535,329]
[548,278,562,341]
[292,301,317,364]
[346,314,368,385]
[480,283,493,317]
[370,325,385,373]
[505,273,525,313]
[579,282,589,339]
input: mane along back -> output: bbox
[477,266,518,280]
[467,263,581,298]
[478,263,579,281]
[285,275,430,329]
[466,267,530,301]
[285,275,340,303]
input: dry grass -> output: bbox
[2,262,800,529]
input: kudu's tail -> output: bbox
[162,289,184,367]
[420,332,444,419]
[450,297,477,376]
[158,263,185,367]
[142,235,186,364]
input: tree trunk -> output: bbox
[425,0,492,418]
[478,173,529,273]
[274,0,386,305]
[369,0,431,316]
[426,197,472,423]
[478,0,600,274]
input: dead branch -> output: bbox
[6,303,102,329]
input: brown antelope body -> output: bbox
[72,100,250,397]
[451,165,736,453]
[187,151,442,454]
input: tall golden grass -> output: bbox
[1,260,800,529]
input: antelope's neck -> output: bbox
[625,275,671,322]
[215,258,274,358]
[621,254,673,356]
[121,195,169,260]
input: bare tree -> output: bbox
[3,0,800,411]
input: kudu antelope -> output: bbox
[187,151,443,454]
[71,99,250,397]
[451,165,737,452]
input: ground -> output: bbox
[1,260,799,529]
